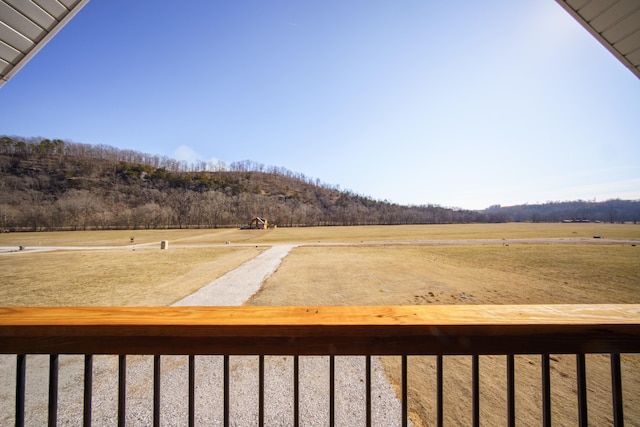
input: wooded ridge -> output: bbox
[1,136,638,230]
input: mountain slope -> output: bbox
[2,136,637,230]
[0,137,472,230]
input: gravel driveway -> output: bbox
[1,245,407,426]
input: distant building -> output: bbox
[562,219,591,223]
[250,217,268,229]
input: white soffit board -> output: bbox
[556,0,640,79]
[0,0,90,88]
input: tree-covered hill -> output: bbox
[0,136,475,230]
[1,136,638,231]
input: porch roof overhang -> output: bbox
[0,0,90,88]
[556,0,640,79]
[1,1,638,91]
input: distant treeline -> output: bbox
[480,200,640,224]
[1,136,638,231]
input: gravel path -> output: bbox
[1,245,407,426]
[173,244,297,307]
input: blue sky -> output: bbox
[1,1,639,210]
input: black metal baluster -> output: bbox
[507,354,515,427]
[153,355,161,427]
[542,354,551,427]
[402,355,408,427]
[329,356,335,427]
[576,353,588,427]
[118,355,126,427]
[611,353,624,427]
[49,354,59,427]
[224,355,229,427]
[472,355,479,427]
[16,354,26,427]
[437,355,443,427]
[294,356,299,427]
[366,355,371,427]
[84,355,93,427]
[188,355,195,427]
[259,355,264,427]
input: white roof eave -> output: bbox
[556,0,640,79]
[0,0,90,88]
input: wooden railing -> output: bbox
[1,305,639,426]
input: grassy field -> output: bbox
[2,222,639,247]
[0,247,264,306]
[249,244,640,306]
[2,223,637,307]
[1,223,639,425]
[246,241,640,425]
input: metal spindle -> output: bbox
[329,356,335,427]
[366,355,372,427]
[259,355,264,427]
[402,355,408,427]
[188,355,195,427]
[153,355,161,427]
[224,355,229,427]
[611,353,624,427]
[507,354,515,427]
[49,354,58,427]
[472,355,479,427]
[576,353,588,426]
[16,354,26,427]
[294,356,299,427]
[437,355,443,427]
[118,355,126,427]
[542,354,551,427]
[84,355,93,427]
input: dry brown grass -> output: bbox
[0,247,264,306]
[0,229,233,247]
[229,222,640,243]
[249,244,640,306]
[2,222,638,247]
[248,243,640,426]
[2,224,639,424]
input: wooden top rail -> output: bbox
[1,305,639,355]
